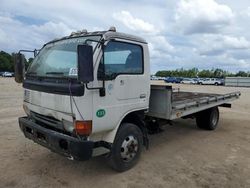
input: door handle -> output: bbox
[140,94,146,99]
[120,80,125,86]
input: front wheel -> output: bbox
[196,107,219,130]
[108,123,143,172]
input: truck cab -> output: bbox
[17,28,150,171]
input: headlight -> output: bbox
[62,119,74,132]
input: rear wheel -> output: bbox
[108,123,143,172]
[196,107,219,130]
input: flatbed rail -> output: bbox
[171,91,240,119]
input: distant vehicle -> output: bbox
[181,78,196,84]
[198,78,223,85]
[150,76,165,80]
[151,76,159,80]
[192,78,199,84]
[2,72,13,77]
[219,79,225,85]
[164,77,183,83]
[158,77,165,80]
[197,78,205,85]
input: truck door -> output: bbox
[102,41,146,101]
[92,40,148,133]
[110,43,144,100]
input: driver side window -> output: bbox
[98,41,143,80]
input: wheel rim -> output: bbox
[211,110,219,126]
[120,135,138,162]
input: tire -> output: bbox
[108,123,143,172]
[196,107,219,130]
[215,82,218,86]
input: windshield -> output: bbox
[27,35,101,78]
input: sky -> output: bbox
[0,0,250,73]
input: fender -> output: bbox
[101,109,148,148]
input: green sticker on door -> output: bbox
[96,109,106,118]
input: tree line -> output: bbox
[0,51,33,72]
[155,68,250,78]
[1,50,249,78]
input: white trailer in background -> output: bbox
[225,77,250,87]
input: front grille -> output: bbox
[30,111,64,131]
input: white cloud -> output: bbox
[222,36,250,49]
[31,22,72,37]
[113,10,174,64]
[0,0,250,73]
[113,11,158,34]
[242,6,250,17]
[0,15,73,52]
[148,36,174,58]
[175,0,234,34]
[199,35,250,56]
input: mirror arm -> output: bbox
[85,83,104,90]
[85,39,104,53]
[85,79,105,97]
[19,49,40,57]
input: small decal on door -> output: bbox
[96,109,106,118]
[69,68,78,76]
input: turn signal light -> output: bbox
[74,120,92,136]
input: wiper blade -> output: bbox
[26,72,37,75]
[46,72,65,75]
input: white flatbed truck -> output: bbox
[14,27,240,172]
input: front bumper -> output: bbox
[19,117,94,160]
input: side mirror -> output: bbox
[77,45,94,83]
[14,53,25,83]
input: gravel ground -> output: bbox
[0,78,250,188]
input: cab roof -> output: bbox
[45,29,147,46]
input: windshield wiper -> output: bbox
[46,72,65,75]
[26,72,37,76]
